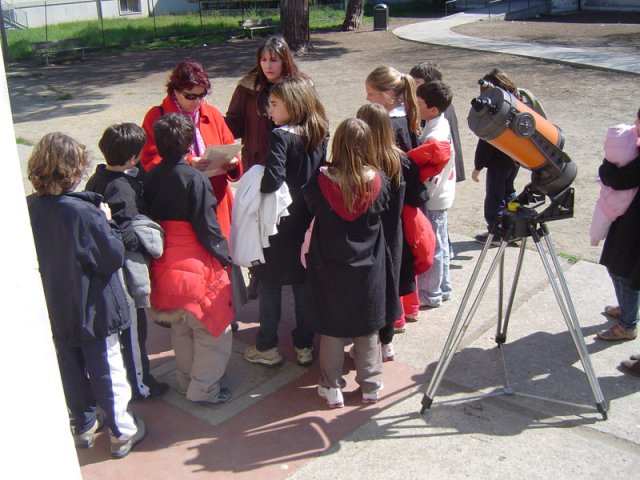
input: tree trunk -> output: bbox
[341,0,364,31]
[279,0,311,54]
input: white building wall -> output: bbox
[550,0,578,13]
[8,0,201,28]
[580,0,640,11]
[0,49,83,480]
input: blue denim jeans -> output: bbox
[418,209,452,306]
[609,271,640,331]
[256,283,314,351]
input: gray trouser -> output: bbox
[171,311,232,402]
[319,333,383,395]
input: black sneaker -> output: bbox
[132,380,169,400]
[147,381,169,398]
[195,387,232,406]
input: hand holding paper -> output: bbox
[192,143,242,177]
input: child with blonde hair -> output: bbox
[366,65,420,153]
[27,132,145,458]
[303,118,388,408]
[356,103,428,361]
[243,76,329,368]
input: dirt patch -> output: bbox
[452,11,640,49]
[8,14,639,265]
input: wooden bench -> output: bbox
[33,39,88,65]
[238,18,277,39]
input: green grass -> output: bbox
[15,137,33,146]
[558,252,582,265]
[5,3,438,62]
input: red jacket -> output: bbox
[407,138,451,182]
[141,96,242,239]
[401,205,436,275]
[151,221,233,337]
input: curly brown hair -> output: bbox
[28,132,90,196]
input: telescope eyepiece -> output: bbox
[471,96,498,114]
[478,79,493,89]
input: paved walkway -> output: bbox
[393,4,640,75]
[77,8,640,479]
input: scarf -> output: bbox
[171,95,206,157]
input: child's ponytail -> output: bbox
[401,74,420,134]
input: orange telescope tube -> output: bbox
[468,87,577,197]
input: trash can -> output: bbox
[373,3,388,31]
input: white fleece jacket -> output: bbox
[420,114,456,211]
[230,165,292,267]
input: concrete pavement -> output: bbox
[393,3,640,75]
[66,7,640,478]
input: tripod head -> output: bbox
[468,87,577,224]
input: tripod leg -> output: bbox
[496,237,528,344]
[421,236,508,413]
[533,227,608,419]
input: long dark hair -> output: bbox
[482,68,521,100]
[247,35,302,111]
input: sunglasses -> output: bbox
[180,89,207,101]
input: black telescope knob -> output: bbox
[471,96,498,114]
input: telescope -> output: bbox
[420,87,607,419]
[468,86,578,234]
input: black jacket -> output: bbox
[303,169,389,338]
[599,155,640,289]
[259,127,328,286]
[27,191,130,345]
[391,116,418,153]
[85,164,146,252]
[143,157,231,266]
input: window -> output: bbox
[119,0,142,14]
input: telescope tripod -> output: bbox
[420,208,608,419]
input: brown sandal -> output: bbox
[597,322,637,341]
[619,359,640,377]
[603,305,621,319]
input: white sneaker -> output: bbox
[362,382,384,404]
[110,417,146,459]
[295,347,313,367]
[382,343,395,362]
[73,412,104,448]
[317,386,344,408]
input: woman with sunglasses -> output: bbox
[141,60,242,245]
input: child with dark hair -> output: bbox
[413,81,456,309]
[410,61,466,182]
[144,113,235,405]
[27,132,145,458]
[86,123,168,400]
[471,68,546,244]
